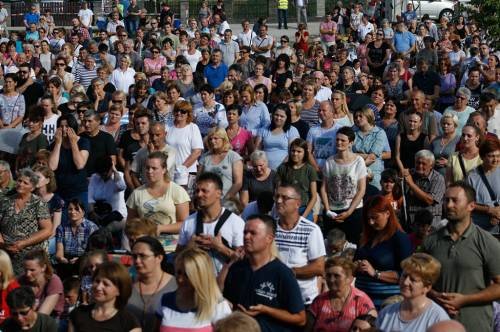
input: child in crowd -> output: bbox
[408,209,433,251]
[59,276,80,332]
[379,168,403,214]
[78,250,109,305]
[325,229,357,259]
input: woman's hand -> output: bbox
[357,259,376,277]
[67,128,79,145]
[6,241,25,254]
[334,210,352,222]
[54,128,63,145]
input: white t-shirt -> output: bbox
[178,208,245,274]
[78,8,94,27]
[315,85,332,102]
[43,113,59,144]
[276,217,326,304]
[237,30,257,47]
[88,171,128,219]
[185,49,202,72]
[166,123,204,173]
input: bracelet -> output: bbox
[374,270,381,280]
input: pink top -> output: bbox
[229,127,252,156]
[320,21,337,43]
[309,286,374,332]
[144,56,167,85]
[246,76,272,92]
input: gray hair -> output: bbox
[17,168,40,188]
[415,149,435,163]
[456,87,471,100]
[440,112,459,128]
[0,160,12,179]
[90,78,105,86]
[23,44,34,52]
[250,150,268,163]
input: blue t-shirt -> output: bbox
[224,258,305,332]
[204,63,228,89]
[394,31,415,53]
[24,12,40,26]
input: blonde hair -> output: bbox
[401,253,441,287]
[0,250,14,290]
[332,90,353,123]
[207,127,232,153]
[214,312,261,332]
[176,248,222,321]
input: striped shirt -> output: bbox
[75,66,98,90]
[56,219,99,258]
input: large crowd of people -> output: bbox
[0,0,499,331]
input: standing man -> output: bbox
[393,21,416,59]
[177,172,245,275]
[218,29,239,67]
[277,0,288,30]
[319,13,336,51]
[204,49,228,90]
[0,2,9,30]
[23,5,39,30]
[125,0,141,37]
[423,182,500,332]
[251,24,274,59]
[274,184,325,305]
[74,55,98,90]
[222,214,306,331]
[78,2,94,36]
[81,111,117,177]
[237,19,257,48]
[295,0,308,27]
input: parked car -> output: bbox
[411,0,470,21]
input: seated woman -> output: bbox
[69,261,141,332]
[55,199,99,279]
[376,253,449,330]
[307,257,376,332]
[199,128,243,202]
[255,103,300,170]
[18,249,64,319]
[276,138,318,220]
[155,247,231,330]
[240,150,276,208]
[354,196,412,309]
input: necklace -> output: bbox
[139,272,165,324]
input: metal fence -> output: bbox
[10,1,85,27]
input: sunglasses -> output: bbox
[34,45,41,48]
[281,40,288,43]
[152,50,160,53]
[174,109,188,114]
[77,109,88,113]
[113,99,123,103]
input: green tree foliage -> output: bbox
[464,0,500,49]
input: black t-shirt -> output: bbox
[224,259,305,332]
[272,70,293,89]
[118,129,141,162]
[23,82,45,111]
[1,313,57,332]
[466,83,483,110]
[69,304,140,332]
[52,137,90,198]
[292,119,310,140]
[412,70,440,96]
[242,170,276,202]
[367,41,390,64]
[80,130,117,176]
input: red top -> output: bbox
[295,31,309,53]
[0,279,20,324]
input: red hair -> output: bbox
[360,195,403,247]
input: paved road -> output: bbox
[230,21,322,40]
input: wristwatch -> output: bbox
[374,270,381,280]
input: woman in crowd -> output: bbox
[239,84,270,132]
[395,111,429,172]
[240,150,276,207]
[307,257,376,332]
[0,250,20,324]
[367,29,391,79]
[16,111,48,171]
[376,253,449,330]
[225,104,253,158]
[338,67,362,94]
[194,84,227,137]
[384,64,409,105]
[152,91,175,127]
[155,247,231,330]
[166,101,204,189]
[353,106,389,191]
[255,103,300,170]
[430,113,460,177]
[129,79,152,109]
[47,77,69,106]
[55,199,99,279]
[446,124,483,184]
[144,46,166,85]
[110,55,136,94]
[331,90,354,127]
[301,80,321,127]
[101,103,124,142]
[39,40,54,74]
[467,138,500,233]
[0,169,52,275]
[443,87,475,133]
[176,64,196,101]
[321,126,367,244]
[0,73,25,129]
[222,89,239,110]
[276,138,318,220]
[350,314,377,332]
[246,62,272,92]
[90,78,113,114]
[272,54,293,90]
[127,151,190,253]
[355,195,412,309]
[19,249,64,318]
[254,84,270,105]
[127,236,177,331]
[377,97,399,164]
[199,128,243,201]
[69,261,141,332]
[40,96,60,144]
[48,113,90,209]
[438,57,457,112]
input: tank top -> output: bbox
[400,133,427,169]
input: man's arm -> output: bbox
[403,170,434,205]
[292,256,325,279]
[239,304,306,327]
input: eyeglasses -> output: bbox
[456,95,467,100]
[131,253,155,260]
[152,50,160,54]
[274,194,299,202]
[77,109,88,113]
[56,63,65,66]
[11,308,32,317]
[174,109,188,114]
[34,45,41,48]
[281,40,288,43]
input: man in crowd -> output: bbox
[274,184,325,305]
[251,24,273,59]
[223,214,306,331]
[218,29,239,66]
[423,181,500,332]
[204,49,228,90]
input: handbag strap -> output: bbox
[478,165,498,203]
[458,154,468,179]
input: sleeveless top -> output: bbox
[400,133,427,169]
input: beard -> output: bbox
[17,77,28,85]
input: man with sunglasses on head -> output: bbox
[0,286,57,332]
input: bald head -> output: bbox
[427,320,466,332]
